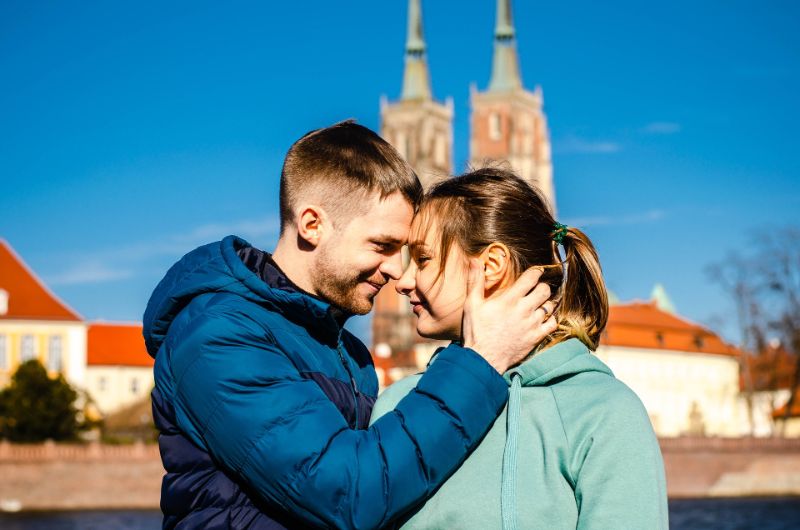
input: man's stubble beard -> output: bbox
[312,243,376,315]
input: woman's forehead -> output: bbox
[409,207,440,246]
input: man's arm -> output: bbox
[170,309,507,529]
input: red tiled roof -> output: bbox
[0,239,82,321]
[601,301,743,357]
[87,323,153,367]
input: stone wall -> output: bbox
[1,438,799,511]
[660,436,800,498]
[0,441,162,511]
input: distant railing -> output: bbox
[659,436,800,452]
[0,440,160,461]
[1,436,798,462]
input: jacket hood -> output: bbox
[503,337,612,387]
[142,235,342,358]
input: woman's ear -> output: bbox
[297,205,327,248]
[480,242,512,294]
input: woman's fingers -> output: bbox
[507,267,544,298]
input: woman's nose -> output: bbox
[395,262,416,295]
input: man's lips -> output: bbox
[365,281,385,293]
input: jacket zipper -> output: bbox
[336,331,360,429]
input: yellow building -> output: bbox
[0,239,87,389]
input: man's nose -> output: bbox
[395,261,416,295]
[381,249,405,281]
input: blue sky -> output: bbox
[1,0,798,344]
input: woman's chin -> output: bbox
[415,324,459,342]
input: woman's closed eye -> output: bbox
[415,254,431,268]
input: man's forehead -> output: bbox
[359,193,413,227]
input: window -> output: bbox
[47,335,63,372]
[0,334,7,370]
[395,131,408,159]
[98,377,107,392]
[0,289,8,316]
[130,377,140,395]
[20,334,36,363]
[489,113,502,140]
[433,135,447,167]
[693,334,705,350]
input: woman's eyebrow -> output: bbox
[407,240,428,249]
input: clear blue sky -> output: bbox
[2,0,798,344]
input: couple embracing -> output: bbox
[143,121,668,529]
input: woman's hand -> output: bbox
[462,259,557,374]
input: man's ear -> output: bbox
[297,205,327,248]
[480,242,512,294]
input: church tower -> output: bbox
[372,0,453,366]
[469,0,556,210]
[379,0,454,190]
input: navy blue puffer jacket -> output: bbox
[143,236,508,529]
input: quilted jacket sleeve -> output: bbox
[168,309,508,529]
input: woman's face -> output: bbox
[396,215,469,341]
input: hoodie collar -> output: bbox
[503,338,613,386]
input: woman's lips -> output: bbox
[410,301,425,315]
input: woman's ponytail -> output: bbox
[554,227,609,350]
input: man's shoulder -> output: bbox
[178,291,302,344]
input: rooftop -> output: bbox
[0,239,82,322]
[601,301,742,357]
[87,322,152,367]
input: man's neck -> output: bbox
[272,235,318,296]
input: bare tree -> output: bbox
[708,227,800,436]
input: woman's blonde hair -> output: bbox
[418,167,608,350]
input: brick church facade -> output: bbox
[372,0,555,381]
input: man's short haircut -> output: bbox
[279,120,423,231]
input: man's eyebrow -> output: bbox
[372,235,405,245]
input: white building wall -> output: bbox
[595,345,746,437]
[66,324,87,388]
[85,366,154,415]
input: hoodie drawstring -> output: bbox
[501,373,522,530]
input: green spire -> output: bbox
[401,0,432,101]
[488,0,522,92]
[651,283,677,314]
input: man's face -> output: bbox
[312,191,413,315]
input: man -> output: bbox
[143,121,555,529]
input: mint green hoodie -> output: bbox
[370,338,668,530]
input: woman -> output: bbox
[370,168,668,529]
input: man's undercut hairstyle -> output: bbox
[279,120,422,232]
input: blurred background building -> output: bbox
[0,239,151,421]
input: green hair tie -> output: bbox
[552,222,569,245]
